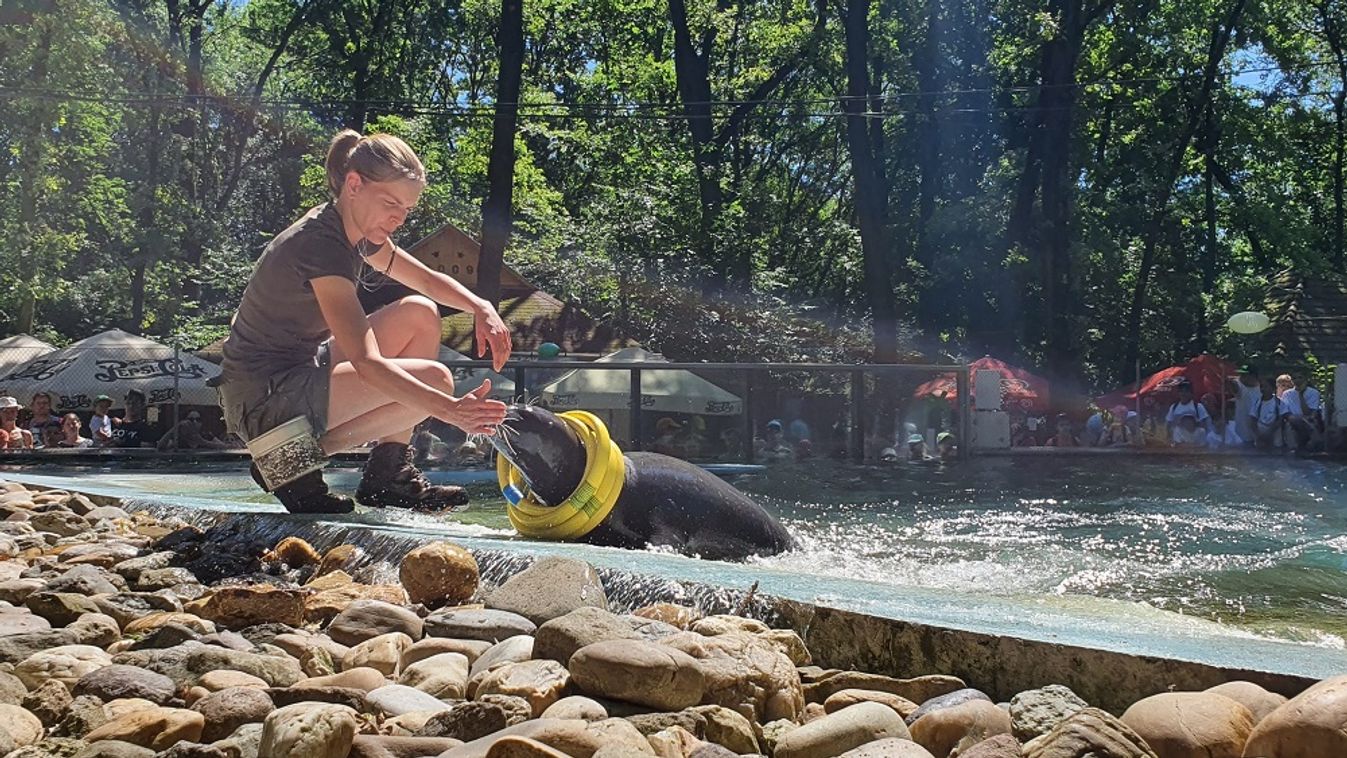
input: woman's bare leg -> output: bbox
[321,295,451,453]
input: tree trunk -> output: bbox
[477,0,524,310]
[1335,91,1345,273]
[1122,0,1246,377]
[15,21,54,335]
[843,0,897,364]
[1198,107,1218,352]
[668,0,726,282]
[912,0,943,331]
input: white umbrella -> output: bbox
[0,329,221,411]
[0,335,55,382]
[438,346,517,399]
[538,347,742,415]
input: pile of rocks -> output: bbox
[0,479,1342,758]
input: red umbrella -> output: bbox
[1095,354,1239,411]
[914,356,1051,413]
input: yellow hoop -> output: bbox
[497,410,625,540]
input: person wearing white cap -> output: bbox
[0,397,32,449]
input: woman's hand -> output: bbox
[473,299,513,372]
[436,379,508,435]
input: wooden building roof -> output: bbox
[1260,268,1347,366]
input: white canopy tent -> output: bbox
[437,345,517,399]
[0,329,222,411]
[0,335,55,382]
[538,347,743,415]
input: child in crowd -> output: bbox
[89,395,114,447]
[1251,379,1286,450]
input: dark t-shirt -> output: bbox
[110,420,159,448]
[221,204,362,381]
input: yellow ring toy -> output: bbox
[497,410,625,540]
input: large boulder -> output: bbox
[343,631,415,677]
[485,557,607,625]
[533,607,639,666]
[327,599,424,646]
[959,734,1024,758]
[184,647,304,687]
[804,672,964,706]
[1120,692,1253,758]
[400,542,479,607]
[1023,707,1156,758]
[824,689,920,720]
[268,537,321,567]
[773,702,911,758]
[299,667,389,693]
[366,683,454,717]
[569,640,705,711]
[1242,674,1347,758]
[0,703,44,749]
[470,636,535,680]
[906,688,993,725]
[436,718,654,758]
[1202,681,1286,725]
[404,637,493,669]
[909,699,1014,758]
[838,740,936,758]
[419,701,513,741]
[661,630,803,723]
[257,702,359,758]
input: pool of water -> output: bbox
[5,456,1346,678]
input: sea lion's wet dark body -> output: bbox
[493,405,795,560]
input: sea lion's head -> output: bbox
[489,403,587,506]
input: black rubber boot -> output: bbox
[250,463,354,514]
[356,442,469,511]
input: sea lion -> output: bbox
[491,404,796,560]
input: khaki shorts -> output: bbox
[219,342,333,442]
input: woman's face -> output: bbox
[345,175,423,245]
[62,416,80,435]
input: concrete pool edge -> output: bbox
[19,478,1329,713]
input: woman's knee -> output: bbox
[394,295,440,334]
[412,362,455,394]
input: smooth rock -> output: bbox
[570,639,705,711]
[299,666,388,692]
[0,702,44,747]
[837,739,937,758]
[74,665,176,705]
[404,637,493,669]
[16,645,114,689]
[485,557,607,625]
[0,608,51,635]
[482,736,572,758]
[960,734,1023,757]
[773,702,911,758]
[269,537,320,567]
[0,668,26,705]
[265,685,369,711]
[471,659,569,716]
[73,741,157,758]
[436,718,654,758]
[759,629,812,666]
[344,631,415,677]
[26,592,102,626]
[1239,673,1347,758]
[1010,685,1088,743]
[123,613,215,636]
[92,593,181,629]
[910,699,1014,758]
[0,578,46,604]
[192,687,275,742]
[184,647,303,687]
[84,707,206,751]
[825,689,920,720]
[424,609,536,643]
[256,702,358,758]
[1022,707,1156,758]
[804,673,964,706]
[367,684,454,716]
[1120,692,1252,758]
[198,670,269,692]
[399,651,470,698]
[303,581,408,624]
[350,735,464,758]
[533,607,638,666]
[315,544,361,577]
[690,615,769,636]
[328,599,423,646]
[906,688,994,726]
[645,725,700,758]
[470,635,535,679]
[400,542,479,608]
[1202,681,1287,725]
[541,696,608,722]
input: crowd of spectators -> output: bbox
[1011,366,1327,453]
[0,390,239,451]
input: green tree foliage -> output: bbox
[0,0,1339,392]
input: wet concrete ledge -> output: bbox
[25,481,1323,715]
